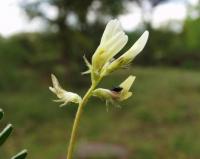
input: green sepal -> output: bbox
[82,55,91,75]
[0,123,13,146]
[11,149,28,159]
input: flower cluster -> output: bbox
[49,19,149,159]
[49,19,149,107]
[83,19,149,83]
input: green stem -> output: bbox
[66,83,97,159]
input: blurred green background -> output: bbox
[0,0,200,159]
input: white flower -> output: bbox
[92,75,136,104]
[49,74,82,107]
[101,31,149,76]
[91,19,128,79]
[83,19,149,83]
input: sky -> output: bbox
[0,0,198,37]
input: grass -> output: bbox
[1,67,200,159]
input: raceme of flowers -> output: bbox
[49,19,149,107]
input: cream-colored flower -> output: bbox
[91,19,128,78]
[92,75,135,104]
[83,19,148,83]
[101,31,149,76]
[49,74,82,107]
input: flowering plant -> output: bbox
[49,19,149,159]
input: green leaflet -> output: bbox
[0,124,13,146]
[11,149,28,159]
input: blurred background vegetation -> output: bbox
[0,0,200,158]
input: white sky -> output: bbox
[0,0,198,37]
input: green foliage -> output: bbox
[183,18,200,50]
[128,15,200,68]
[0,109,27,159]
[0,33,59,90]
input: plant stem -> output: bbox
[66,84,96,159]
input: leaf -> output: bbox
[11,149,28,159]
[0,124,13,146]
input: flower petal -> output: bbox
[51,74,63,90]
[91,19,128,76]
[103,32,128,61]
[101,19,122,45]
[120,92,132,101]
[122,30,149,59]
[120,75,136,91]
